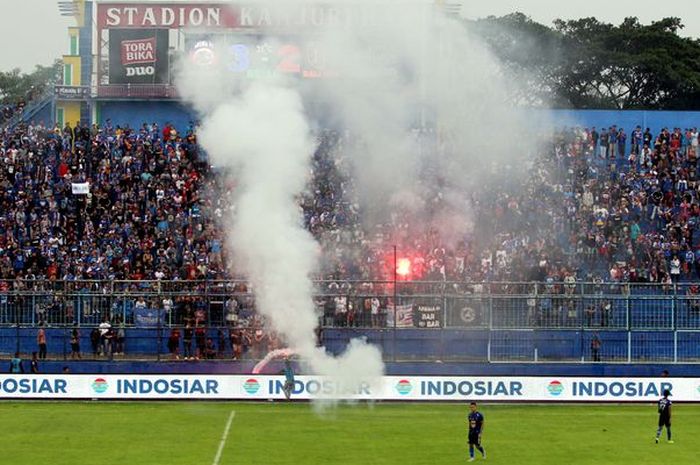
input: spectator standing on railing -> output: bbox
[90,328,100,357]
[195,323,206,359]
[99,318,111,357]
[168,327,181,360]
[162,296,174,320]
[37,327,47,359]
[70,324,81,359]
[229,327,242,360]
[371,297,381,328]
[104,327,115,359]
[204,338,216,359]
[631,126,643,155]
[617,128,627,159]
[590,334,602,362]
[217,328,226,358]
[115,318,125,356]
[608,126,618,159]
[599,128,609,158]
[183,322,194,360]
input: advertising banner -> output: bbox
[55,86,90,100]
[0,375,698,402]
[108,29,169,84]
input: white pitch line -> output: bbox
[212,410,236,465]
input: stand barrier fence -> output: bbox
[0,280,698,362]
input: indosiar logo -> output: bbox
[547,380,564,396]
[395,379,413,395]
[243,378,260,395]
[92,378,109,394]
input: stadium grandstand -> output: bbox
[0,1,698,372]
[4,3,700,465]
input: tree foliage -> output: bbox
[0,61,62,105]
[469,14,700,110]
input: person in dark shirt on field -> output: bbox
[30,352,39,374]
[467,402,486,461]
[655,389,673,444]
[9,352,24,373]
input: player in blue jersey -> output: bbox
[655,389,673,444]
[282,357,295,401]
[467,402,486,461]
[9,352,24,373]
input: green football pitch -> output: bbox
[1,402,697,465]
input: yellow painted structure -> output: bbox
[56,22,84,126]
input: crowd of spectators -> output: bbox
[2,118,700,299]
[0,99,26,126]
[3,115,700,360]
[0,119,224,283]
[550,125,700,285]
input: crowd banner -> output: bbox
[0,375,698,401]
[71,182,90,195]
[415,305,441,328]
[386,304,414,328]
[133,308,167,327]
[446,297,485,327]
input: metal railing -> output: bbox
[0,280,697,363]
[4,89,54,128]
[96,84,179,99]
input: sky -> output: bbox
[0,0,698,73]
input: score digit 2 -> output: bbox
[277,44,302,73]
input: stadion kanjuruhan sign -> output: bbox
[0,375,698,401]
[98,3,236,29]
[108,29,170,84]
[96,3,409,30]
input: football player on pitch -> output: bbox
[467,402,486,461]
[655,389,673,444]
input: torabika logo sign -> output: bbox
[108,29,169,84]
[121,38,156,65]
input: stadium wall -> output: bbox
[6,328,695,361]
[3,328,699,363]
[5,327,700,377]
[85,106,700,137]
[17,360,700,378]
[95,101,195,131]
[547,109,700,133]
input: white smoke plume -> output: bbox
[309,1,535,238]
[176,0,540,396]
[175,12,385,396]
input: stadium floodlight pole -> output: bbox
[393,245,397,362]
[58,1,78,16]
